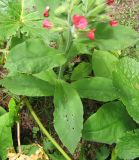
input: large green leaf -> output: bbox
[92,50,118,78]
[83,101,136,144]
[5,38,66,74]
[0,0,56,41]
[116,130,139,160]
[0,74,54,96]
[113,57,139,123]
[71,62,92,81]
[54,81,83,153]
[71,77,119,102]
[94,23,139,51]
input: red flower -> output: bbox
[107,0,114,5]
[109,20,118,27]
[72,15,88,30]
[87,29,96,40]
[43,20,53,29]
[43,6,50,17]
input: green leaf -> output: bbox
[54,81,83,153]
[83,101,136,144]
[21,144,40,156]
[34,0,46,15]
[33,69,57,84]
[94,23,139,51]
[49,152,65,160]
[79,147,86,160]
[113,57,139,123]
[0,106,6,116]
[96,145,110,160]
[0,0,21,39]
[116,130,139,160]
[67,41,91,60]
[0,121,13,160]
[34,0,64,15]
[71,62,92,81]
[71,77,119,102]
[136,40,139,52]
[92,50,118,78]
[21,11,53,44]
[8,98,18,124]
[0,74,54,96]
[0,106,15,160]
[5,38,66,74]
[24,0,35,10]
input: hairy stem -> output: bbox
[24,98,71,160]
[58,10,73,79]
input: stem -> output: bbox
[17,122,22,153]
[24,98,71,160]
[20,0,24,23]
[58,10,73,79]
[2,37,12,63]
[111,148,117,160]
[0,49,7,53]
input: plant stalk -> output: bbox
[58,9,73,79]
[17,122,22,153]
[24,98,71,160]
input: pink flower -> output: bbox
[109,20,118,27]
[107,0,114,5]
[72,15,88,30]
[43,19,53,29]
[43,6,50,17]
[87,29,96,40]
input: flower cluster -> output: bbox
[42,0,118,41]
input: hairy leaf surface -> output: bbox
[113,57,139,123]
[116,130,139,159]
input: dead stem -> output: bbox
[17,121,22,154]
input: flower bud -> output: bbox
[43,6,50,17]
[87,29,96,40]
[109,20,118,27]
